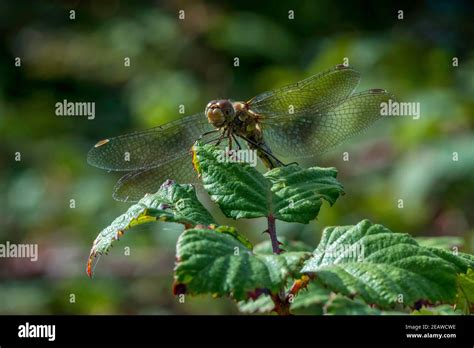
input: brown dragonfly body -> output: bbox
[205,99,281,168]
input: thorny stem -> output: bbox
[266,215,291,315]
[266,216,313,315]
[271,292,291,316]
[267,215,281,254]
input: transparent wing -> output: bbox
[260,89,395,159]
[248,65,360,117]
[112,152,200,202]
[87,112,213,171]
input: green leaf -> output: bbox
[146,179,215,226]
[416,236,464,249]
[193,143,344,223]
[211,225,253,250]
[237,295,275,314]
[455,268,474,314]
[265,165,344,223]
[324,295,406,315]
[290,281,406,315]
[411,304,462,315]
[325,295,383,315]
[193,143,270,219]
[87,180,214,277]
[301,220,462,308]
[290,281,331,314]
[425,248,474,274]
[174,228,310,300]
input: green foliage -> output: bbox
[237,295,275,314]
[174,228,309,300]
[87,180,214,276]
[425,248,474,274]
[415,236,464,249]
[411,304,463,315]
[193,143,344,223]
[88,143,474,315]
[323,295,384,315]
[455,269,474,314]
[301,220,472,308]
[289,281,405,315]
[289,281,331,314]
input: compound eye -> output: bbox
[218,101,234,117]
[205,100,218,110]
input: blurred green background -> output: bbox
[0,0,473,314]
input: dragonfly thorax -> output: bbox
[205,99,265,154]
[204,99,260,135]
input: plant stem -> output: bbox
[266,215,291,315]
[267,215,281,254]
[271,292,291,316]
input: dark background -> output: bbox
[0,0,473,314]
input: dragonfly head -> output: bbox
[205,99,235,128]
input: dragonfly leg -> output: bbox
[198,129,219,140]
[214,129,229,147]
[237,134,285,168]
[202,134,223,145]
[232,134,242,150]
[227,128,233,150]
[284,161,299,167]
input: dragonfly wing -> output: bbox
[249,65,360,117]
[112,152,200,202]
[87,112,213,171]
[261,89,395,159]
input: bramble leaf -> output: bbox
[455,268,474,314]
[192,143,270,219]
[192,143,344,223]
[237,295,275,314]
[324,295,383,315]
[324,295,406,315]
[173,228,310,301]
[415,236,464,249]
[411,304,462,315]
[289,281,331,314]
[87,180,214,277]
[265,165,344,223]
[301,220,469,308]
[425,248,474,274]
[289,281,405,315]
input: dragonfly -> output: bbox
[88,64,394,202]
